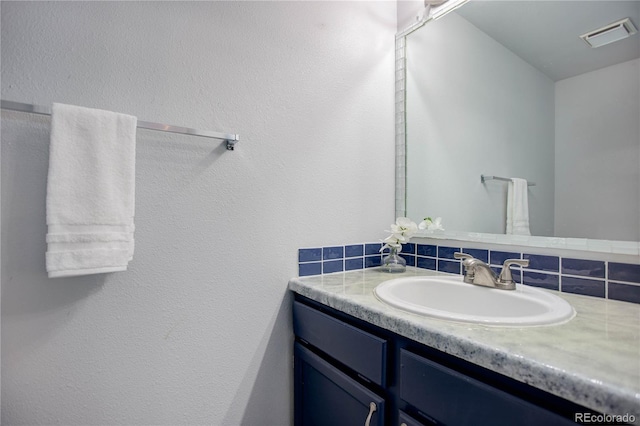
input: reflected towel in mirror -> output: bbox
[506,178,531,236]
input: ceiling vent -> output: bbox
[580,18,638,48]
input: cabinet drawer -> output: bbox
[295,342,385,426]
[400,350,575,426]
[293,301,387,386]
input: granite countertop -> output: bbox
[288,267,640,420]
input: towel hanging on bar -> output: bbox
[46,103,137,277]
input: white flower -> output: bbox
[419,216,444,232]
[380,235,403,253]
[380,217,418,253]
[390,217,418,239]
[418,217,432,230]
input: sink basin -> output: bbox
[374,276,574,326]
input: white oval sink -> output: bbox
[374,275,575,326]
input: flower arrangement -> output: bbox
[380,216,445,254]
[380,217,418,254]
[379,216,444,273]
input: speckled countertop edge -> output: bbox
[288,267,640,419]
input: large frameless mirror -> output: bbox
[400,0,640,255]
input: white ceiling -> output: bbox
[456,0,640,81]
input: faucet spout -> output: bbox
[453,252,528,290]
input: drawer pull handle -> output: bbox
[364,402,377,426]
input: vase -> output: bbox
[381,247,406,273]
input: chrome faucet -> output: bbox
[453,252,529,290]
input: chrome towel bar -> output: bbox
[1,99,240,150]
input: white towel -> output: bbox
[506,178,531,236]
[46,103,137,278]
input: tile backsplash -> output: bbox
[298,242,640,305]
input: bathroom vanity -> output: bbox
[289,268,640,425]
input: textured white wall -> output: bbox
[0,2,396,424]
[555,58,640,241]
[405,12,555,236]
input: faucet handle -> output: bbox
[453,252,473,260]
[454,252,476,268]
[499,258,530,284]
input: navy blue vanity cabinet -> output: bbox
[293,295,590,426]
[293,301,387,426]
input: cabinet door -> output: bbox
[295,342,385,426]
[400,350,576,426]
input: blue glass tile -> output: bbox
[323,259,343,274]
[345,257,363,271]
[365,243,382,256]
[323,246,344,260]
[401,243,416,254]
[523,254,559,272]
[417,257,436,270]
[365,255,381,268]
[608,282,640,304]
[609,263,640,284]
[522,271,559,291]
[345,244,364,258]
[511,266,523,283]
[438,246,460,260]
[299,262,321,277]
[511,267,523,283]
[561,276,605,298]
[298,248,321,262]
[561,258,605,278]
[490,250,521,265]
[462,248,489,263]
[400,254,416,267]
[438,259,461,274]
[417,244,437,257]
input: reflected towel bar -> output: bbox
[1,99,240,150]
[481,175,536,186]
